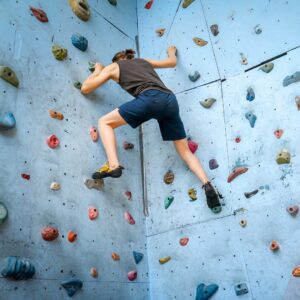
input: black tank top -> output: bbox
[116,58,172,97]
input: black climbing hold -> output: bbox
[133,251,143,264]
[210,24,219,36]
[73,81,82,89]
[108,0,117,5]
[244,189,258,199]
[71,34,88,51]
[188,71,200,82]
[61,278,83,297]
[1,256,35,280]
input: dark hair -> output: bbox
[112,49,136,62]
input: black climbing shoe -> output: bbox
[202,181,222,213]
[92,163,124,179]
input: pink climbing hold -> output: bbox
[274,129,283,139]
[144,0,153,9]
[227,166,248,183]
[188,139,198,153]
[88,207,99,220]
[124,191,132,200]
[90,127,98,142]
[179,237,189,246]
[127,270,137,281]
[47,134,60,148]
[287,205,299,216]
[124,211,135,225]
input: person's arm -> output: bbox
[145,46,177,69]
[81,63,114,94]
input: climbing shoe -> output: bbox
[92,162,124,179]
[202,181,222,213]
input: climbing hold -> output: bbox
[50,182,61,190]
[239,219,247,227]
[164,196,174,209]
[270,240,279,251]
[254,24,262,34]
[193,38,208,47]
[188,138,198,153]
[155,28,165,37]
[73,81,82,89]
[29,6,48,22]
[52,45,68,61]
[159,256,171,264]
[200,98,216,109]
[108,0,117,5]
[209,159,219,170]
[240,53,248,65]
[21,173,30,180]
[84,178,104,190]
[164,170,174,184]
[90,127,98,142]
[124,191,132,200]
[295,96,300,110]
[234,283,249,296]
[0,112,16,130]
[292,267,300,277]
[283,71,300,87]
[47,134,60,149]
[90,267,98,277]
[259,62,274,73]
[210,24,219,36]
[68,0,90,21]
[188,188,197,201]
[274,129,283,139]
[88,207,98,220]
[276,149,290,164]
[124,211,135,225]
[123,141,134,150]
[128,270,137,281]
[195,283,219,300]
[245,111,257,128]
[188,71,200,82]
[71,33,88,51]
[235,136,241,143]
[227,166,248,183]
[61,278,83,297]
[244,189,258,198]
[88,61,95,72]
[246,87,255,101]
[182,0,195,8]
[0,66,19,87]
[112,252,120,261]
[133,251,143,264]
[41,226,59,241]
[67,231,77,243]
[144,0,153,9]
[49,110,64,120]
[179,237,189,246]
[286,205,299,216]
[1,256,35,280]
[0,202,8,225]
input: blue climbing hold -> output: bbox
[1,256,35,280]
[234,283,249,296]
[189,71,200,82]
[246,87,255,101]
[282,71,300,87]
[0,112,16,130]
[61,278,83,297]
[71,33,88,52]
[195,283,219,300]
[245,112,257,128]
[133,251,144,264]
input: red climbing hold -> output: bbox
[188,139,198,153]
[274,129,283,139]
[67,231,77,243]
[124,191,132,200]
[41,226,59,241]
[269,240,279,251]
[128,271,137,281]
[124,211,135,225]
[227,167,248,183]
[90,127,98,142]
[179,237,189,246]
[235,136,241,143]
[21,173,30,180]
[29,6,49,22]
[144,0,153,9]
[47,134,60,148]
[88,207,99,220]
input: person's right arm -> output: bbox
[144,46,177,69]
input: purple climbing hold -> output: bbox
[245,112,257,128]
[209,159,219,170]
[0,112,16,130]
[283,71,300,87]
[195,283,219,300]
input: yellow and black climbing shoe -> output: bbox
[202,181,222,213]
[92,163,124,179]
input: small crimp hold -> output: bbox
[159,256,171,264]
[188,188,197,201]
[259,62,274,73]
[209,159,219,170]
[124,211,135,224]
[193,37,208,47]
[292,266,300,277]
[286,205,298,216]
[123,141,134,150]
[73,81,82,89]
[234,283,249,296]
[283,71,300,87]
[276,149,290,164]
[244,189,258,198]
[21,173,30,180]
[235,136,241,143]
[239,219,247,227]
[90,127,98,142]
[254,24,262,34]
[29,6,48,22]
[90,267,98,277]
[88,207,99,220]
[124,191,132,200]
[269,240,279,251]
[47,134,60,149]
[61,278,83,297]
[179,237,189,246]
[245,111,257,128]
[164,196,174,209]
[227,167,248,183]
[295,96,300,110]
[155,28,165,37]
[164,170,174,184]
[182,0,195,9]
[188,71,200,82]
[67,231,77,243]
[240,53,248,65]
[274,129,283,139]
[49,109,64,120]
[0,66,19,87]
[50,182,61,190]
[246,87,255,101]
[200,98,216,109]
[88,61,96,72]
[210,24,219,36]
[84,178,104,190]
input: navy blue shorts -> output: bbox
[118,89,186,141]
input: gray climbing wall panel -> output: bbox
[0,1,149,300]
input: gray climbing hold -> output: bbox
[283,71,300,87]
[209,159,219,170]
[0,112,16,130]
[276,149,290,164]
[61,278,83,297]
[0,66,19,87]
[0,202,8,224]
[84,178,104,190]
[133,251,143,264]
[1,256,35,280]
[259,63,274,73]
[254,24,262,34]
[200,98,216,109]
[244,189,258,198]
[234,283,249,296]
[245,112,257,128]
[108,0,117,5]
[188,71,200,82]
[210,24,219,36]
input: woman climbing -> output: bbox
[81,46,222,213]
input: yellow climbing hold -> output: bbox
[52,45,68,61]
[276,149,291,164]
[193,37,208,47]
[159,256,171,264]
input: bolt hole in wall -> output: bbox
[1,0,300,300]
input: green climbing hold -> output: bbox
[108,0,117,5]
[52,44,68,61]
[88,61,96,72]
[259,62,274,73]
[188,188,197,201]
[0,66,19,87]
[164,196,174,209]
[182,0,195,8]
[74,81,82,89]
[0,202,8,225]
[200,98,216,109]
[276,149,291,164]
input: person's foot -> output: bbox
[202,181,222,213]
[92,162,124,179]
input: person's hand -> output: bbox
[95,62,104,72]
[167,46,177,56]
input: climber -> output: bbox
[81,47,222,213]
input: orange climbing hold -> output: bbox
[49,110,64,120]
[227,167,248,183]
[179,237,189,246]
[90,267,98,278]
[269,240,279,251]
[29,6,49,22]
[144,0,153,9]
[90,127,98,142]
[112,252,120,261]
[193,38,208,47]
[292,267,300,277]
[88,207,99,220]
[41,226,59,241]
[67,231,77,243]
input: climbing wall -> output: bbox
[138,0,300,299]
[0,1,150,299]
